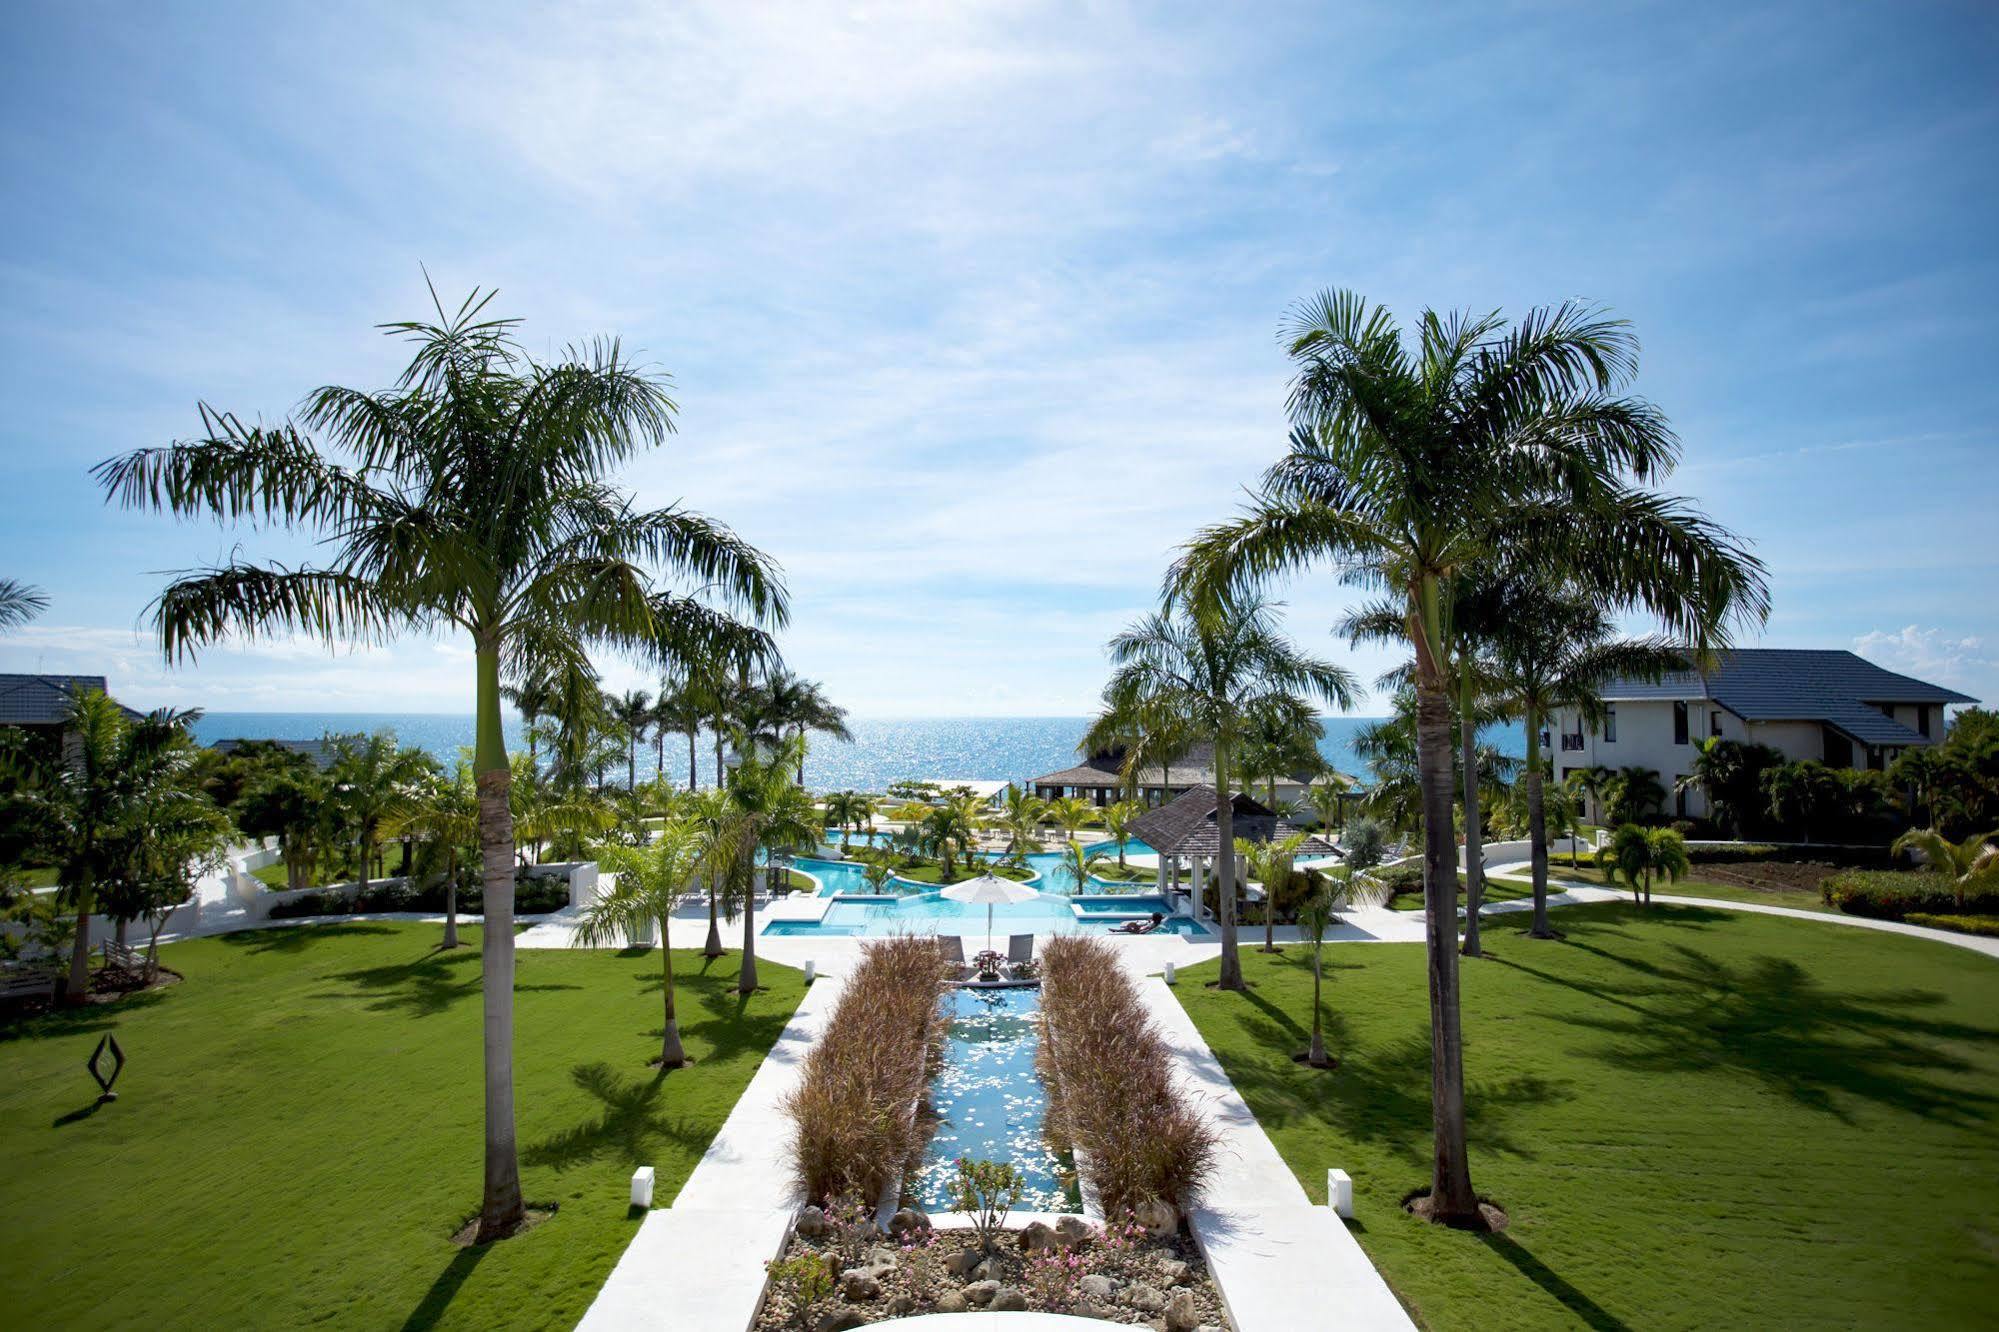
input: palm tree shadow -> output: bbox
[1501,931,1999,1126]
[1480,1232,1632,1332]
[319,947,484,1017]
[219,923,398,954]
[398,1244,489,1331]
[523,1061,715,1172]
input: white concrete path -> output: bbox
[1137,976,1414,1331]
[577,966,848,1332]
[1483,861,1999,959]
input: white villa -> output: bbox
[1554,648,1976,821]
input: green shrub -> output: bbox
[1905,913,1999,938]
[1821,870,1999,920]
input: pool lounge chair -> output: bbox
[937,935,971,979]
[1006,934,1034,965]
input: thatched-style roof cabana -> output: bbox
[1126,785,1337,859]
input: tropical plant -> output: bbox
[724,733,817,992]
[1101,799,1141,868]
[234,761,330,892]
[918,799,982,883]
[748,669,852,784]
[1059,840,1108,891]
[1479,575,1686,936]
[94,286,785,1241]
[1238,830,1310,952]
[1236,707,1327,812]
[1303,773,1353,830]
[1339,816,1386,871]
[995,784,1049,854]
[608,688,653,790]
[688,786,736,956]
[0,577,48,629]
[1676,737,1783,837]
[822,790,873,848]
[861,856,895,895]
[1761,760,1846,842]
[1174,290,1765,1222]
[1607,765,1667,827]
[1099,594,1356,991]
[385,764,480,948]
[1045,795,1095,846]
[325,731,434,889]
[0,690,211,1000]
[1568,764,1616,824]
[954,1157,1026,1258]
[1295,874,1345,1068]
[1596,823,1689,906]
[1889,826,1999,911]
[579,818,717,1065]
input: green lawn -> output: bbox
[1176,905,1999,1329]
[0,924,806,1330]
[1495,862,1837,914]
[1385,872,1534,912]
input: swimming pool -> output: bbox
[912,986,1079,1214]
[764,890,1204,937]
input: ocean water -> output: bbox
[190,712,1524,791]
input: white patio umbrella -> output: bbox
[940,871,1040,952]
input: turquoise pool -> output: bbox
[764,891,1203,937]
[912,986,1079,1214]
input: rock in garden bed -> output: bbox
[756,1208,1231,1330]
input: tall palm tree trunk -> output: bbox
[1524,707,1555,938]
[1459,667,1486,958]
[1214,738,1244,990]
[713,722,724,788]
[65,877,93,1002]
[658,912,685,1067]
[443,848,461,949]
[1414,604,1478,1222]
[656,731,666,781]
[473,648,525,1242]
[738,859,760,994]
[703,877,724,957]
[686,728,698,789]
[1308,948,1327,1066]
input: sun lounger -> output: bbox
[1006,934,1033,965]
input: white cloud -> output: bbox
[1852,625,1995,700]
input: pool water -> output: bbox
[912,986,1079,1214]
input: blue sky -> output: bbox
[2,1,1995,716]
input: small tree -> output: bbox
[1102,799,1141,868]
[953,1156,1025,1257]
[1047,796,1095,846]
[1295,874,1345,1068]
[1596,823,1688,906]
[918,800,980,883]
[1340,817,1386,871]
[1890,827,1999,911]
[578,819,714,1066]
[1060,840,1108,891]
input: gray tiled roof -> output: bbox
[0,674,112,726]
[209,737,352,770]
[1030,739,1316,790]
[1601,649,1974,746]
[1126,784,1337,858]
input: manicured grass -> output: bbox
[1385,873,1534,912]
[888,862,1034,885]
[1176,905,1999,1329]
[3,866,60,888]
[1496,862,1837,914]
[0,923,806,1330]
[1089,861,1157,884]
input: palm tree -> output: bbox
[995,785,1049,854]
[234,762,329,892]
[823,790,873,848]
[610,688,653,790]
[1890,827,1999,910]
[326,731,433,888]
[1609,766,1667,826]
[1046,795,1095,847]
[1302,773,1353,831]
[1597,823,1689,906]
[1059,839,1107,891]
[0,578,49,629]
[753,670,852,784]
[1175,291,1764,1223]
[501,674,559,769]
[1240,830,1310,953]
[1482,576,1685,937]
[723,733,816,993]
[386,765,480,948]
[0,690,206,1000]
[1295,873,1347,1068]
[1101,799,1141,869]
[580,818,717,1066]
[95,286,785,1242]
[1101,594,1357,991]
[1569,764,1615,825]
[1237,708,1327,813]
[920,799,982,883]
[688,787,736,957]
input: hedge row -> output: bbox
[265,874,572,920]
[1905,913,1999,938]
[1821,870,1999,921]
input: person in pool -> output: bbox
[1111,912,1165,935]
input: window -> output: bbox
[1919,706,1932,738]
[1673,701,1689,745]
[1675,785,1688,818]
[1604,705,1617,744]
[1711,709,1724,737]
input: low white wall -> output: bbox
[248,862,598,918]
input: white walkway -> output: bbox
[577,967,848,1332]
[1137,976,1414,1331]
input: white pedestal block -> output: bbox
[1326,1167,1353,1219]
[1162,962,1177,984]
[631,1165,655,1208]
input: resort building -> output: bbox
[207,736,350,770]
[1029,740,1338,809]
[0,673,139,761]
[1553,648,1976,820]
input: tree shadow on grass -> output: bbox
[0,987,168,1045]
[1480,1232,1632,1332]
[398,1243,489,1332]
[1219,977,1565,1165]
[523,1061,717,1172]
[319,948,578,1018]
[217,922,398,954]
[1500,933,1999,1127]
